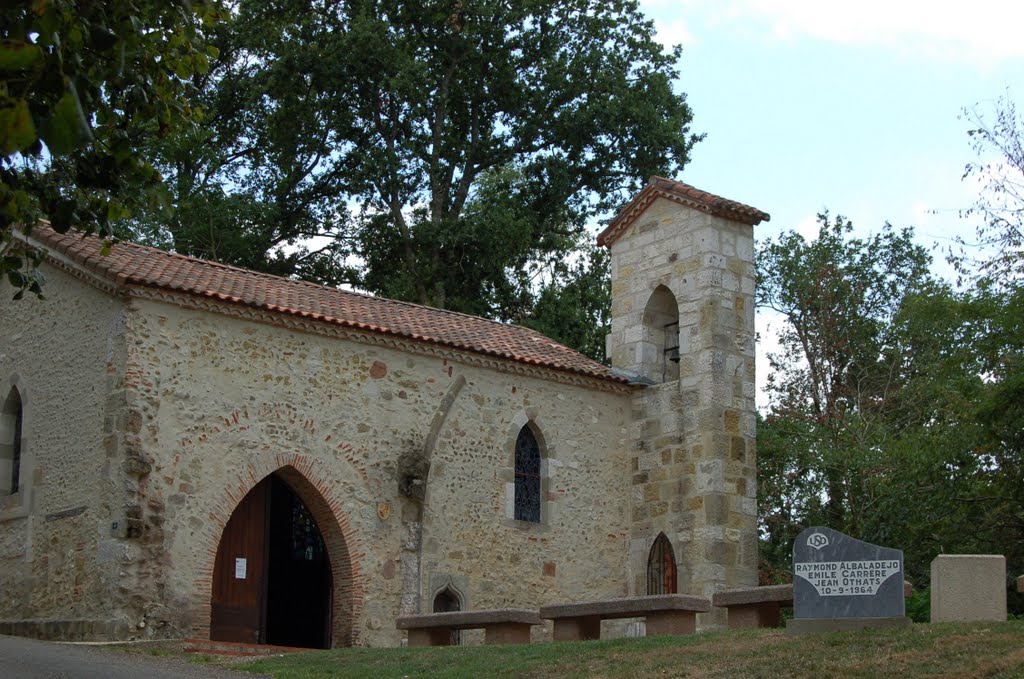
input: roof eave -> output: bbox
[597,178,770,248]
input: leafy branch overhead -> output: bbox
[958,91,1024,287]
[1,0,223,296]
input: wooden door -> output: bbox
[210,479,270,643]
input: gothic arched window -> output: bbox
[513,425,541,523]
[433,588,461,613]
[1,387,22,495]
[647,532,678,595]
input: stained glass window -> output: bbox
[647,532,677,595]
[290,494,325,561]
[514,425,541,522]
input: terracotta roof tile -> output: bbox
[26,226,624,384]
[597,176,769,247]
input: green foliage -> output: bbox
[1,0,224,297]
[757,213,935,532]
[756,413,823,572]
[524,245,611,363]
[125,0,696,354]
[905,588,930,623]
[755,215,1024,594]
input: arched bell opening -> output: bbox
[642,286,680,383]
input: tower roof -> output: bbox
[597,176,770,247]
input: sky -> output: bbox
[634,0,1024,403]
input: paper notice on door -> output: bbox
[234,557,247,579]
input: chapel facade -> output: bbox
[0,177,766,646]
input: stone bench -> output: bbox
[712,584,793,629]
[713,581,914,629]
[539,594,711,641]
[395,609,541,646]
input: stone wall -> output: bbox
[0,265,133,639]
[122,293,632,646]
[606,197,759,625]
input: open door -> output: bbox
[210,474,332,648]
[210,479,270,643]
[264,475,332,648]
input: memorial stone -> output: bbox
[787,526,911,635]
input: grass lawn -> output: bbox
[226,621,1024,679]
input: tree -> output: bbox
[956,92,1024,587]
[1,0,223,297]
[756,215,936,551]
[122,4,357,287]
[757,214,935,528]
[524,244,611,362]
[959,91,1024,286]
[971,285,1024,569]
[854,288,991,580]
[126,0,698,343]
[757,214,1024,589]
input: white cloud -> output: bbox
[640,0,1024,67]
[652,18,695,49]
[794,213,820,241]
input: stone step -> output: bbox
[182,638,315,656]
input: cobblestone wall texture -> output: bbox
[0,269,132,639]
[0,267,631,645]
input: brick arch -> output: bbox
[191,453,364,647]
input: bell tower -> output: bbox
[600,177,768,624]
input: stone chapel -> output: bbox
[0,177,767,647]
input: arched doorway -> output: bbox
[433,587,462,645]
[210,473,332,648]
[647,532,678,595]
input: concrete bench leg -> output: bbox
[645,611,696,636]
[727,602,782,629]
[408,627,453,647]
[552,616,602,641]
[484,622,533,645]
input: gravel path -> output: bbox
[0,635,273,679]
